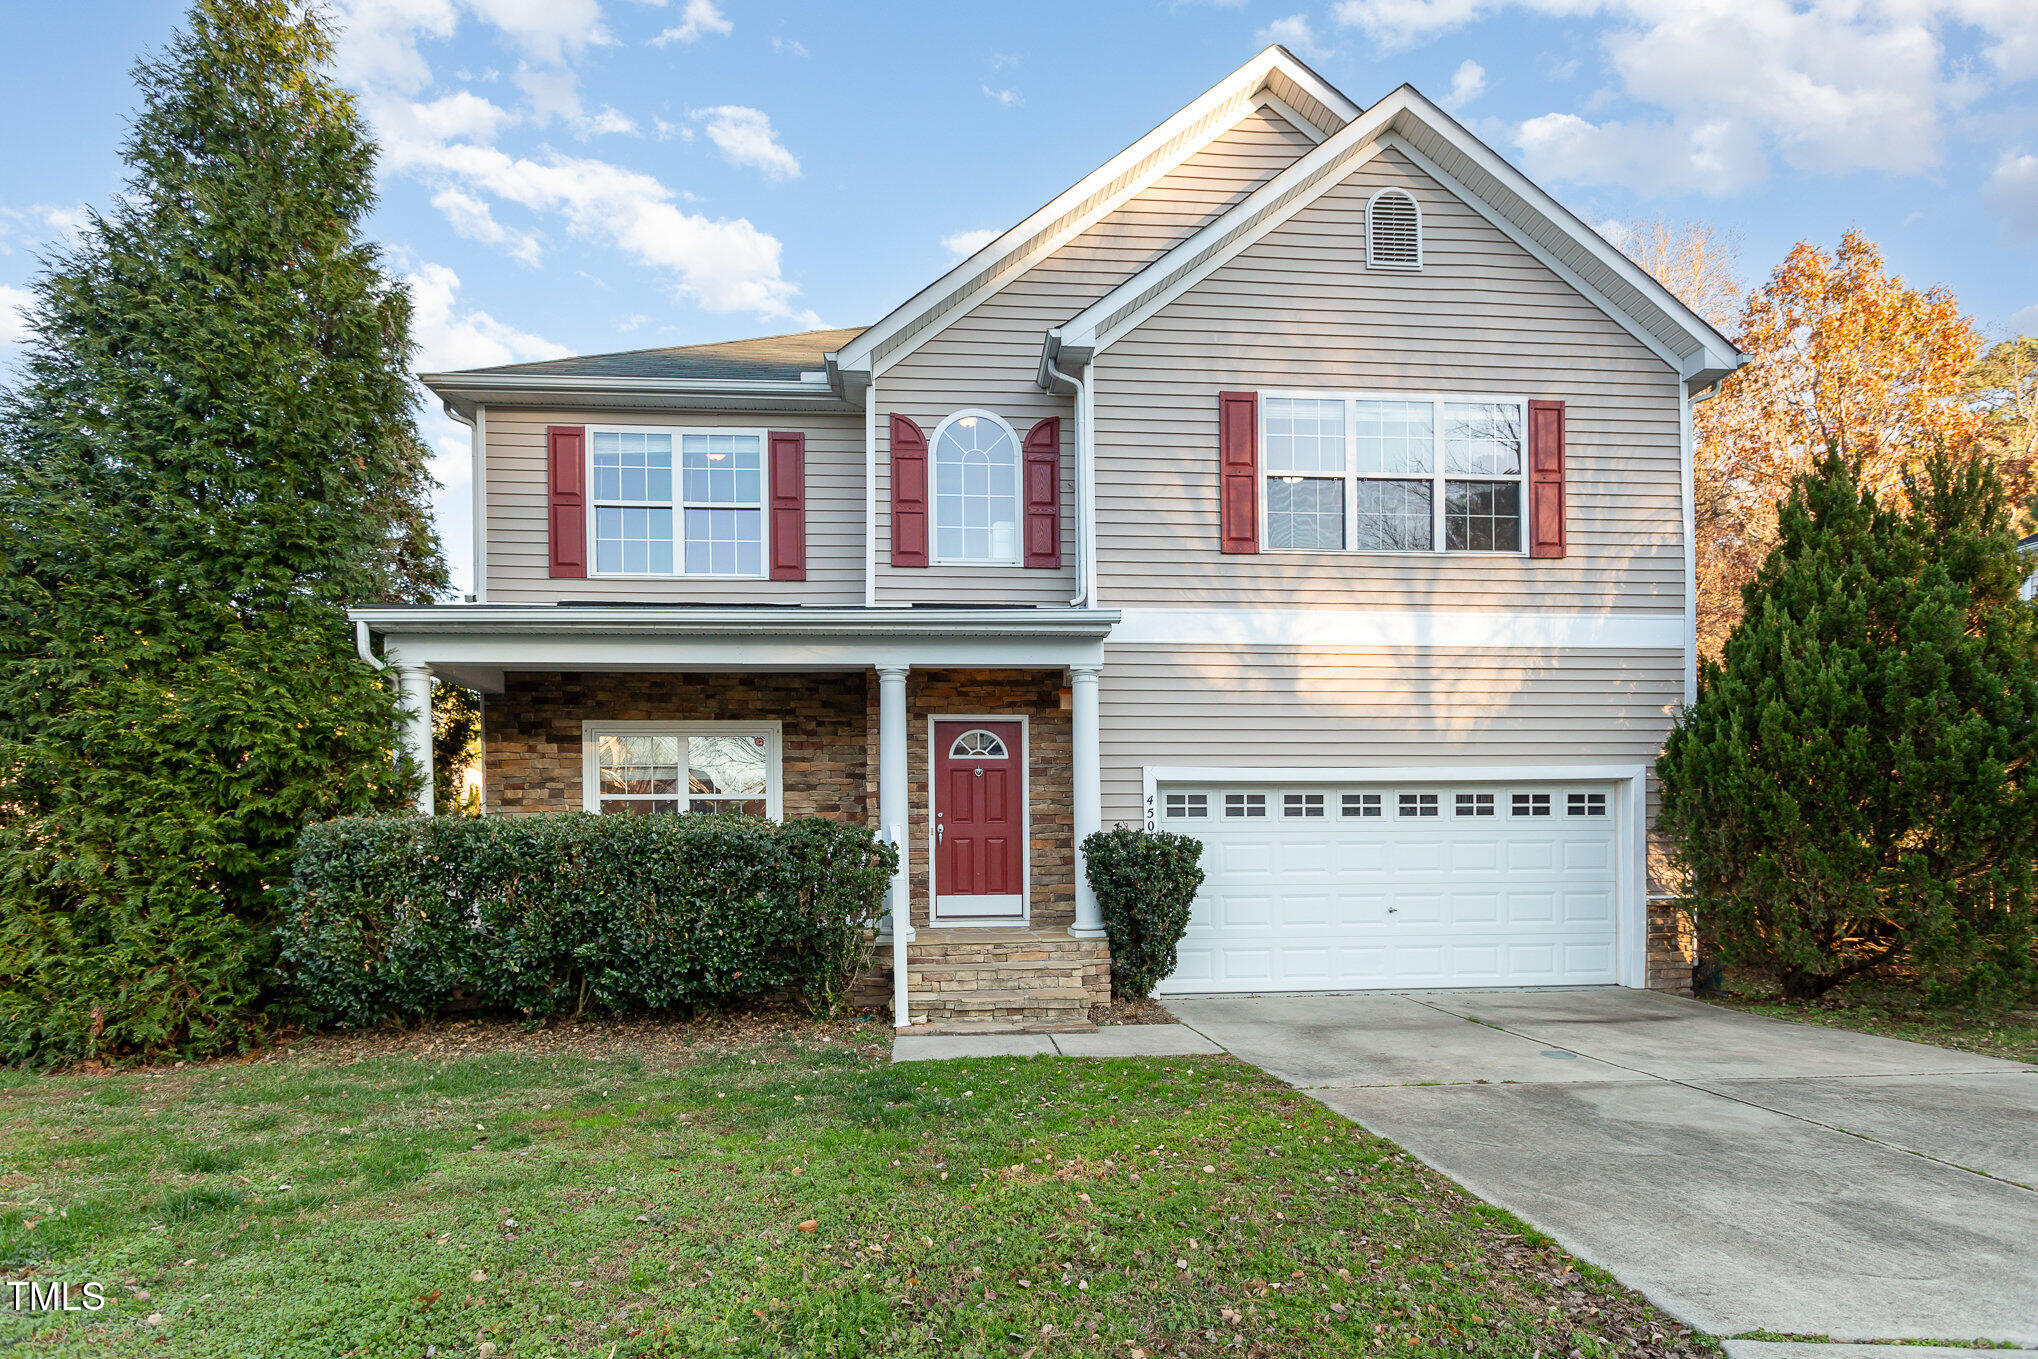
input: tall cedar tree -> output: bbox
[0,0,445,1061]
[1658,449,2038,1002]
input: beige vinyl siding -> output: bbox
[1097,643,1682,826]
[875,104,1319,604]
[1093,145,1685,612]
[482,406,864,604]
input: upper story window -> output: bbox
[590,427,764,577]
[1367,189,1421,270]
[1263,394,1524,554]
[932,410,1020,564]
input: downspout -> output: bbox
[1043,344,1089,608]
[354,619,386,671]
[441,399,483,602]
[864,376,878,607]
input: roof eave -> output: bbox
[418,371,854,416]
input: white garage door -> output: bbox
[1155,780,1621,994]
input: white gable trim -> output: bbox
[831,47,1356,381]
[1054,87,1740,389]
[1258,92,1327,145]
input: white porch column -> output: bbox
[1069,663,1105,937]
[396,664,435,815]
[876,665,914,941]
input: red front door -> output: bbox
[933,719,1025,920]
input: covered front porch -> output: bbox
[348,605,1121,1027]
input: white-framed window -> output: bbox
[1568,791,1608,817]
[581,721,782,818]
[1512,792,1552,817]
[1164,791,1209,820]
[589,426,766,578]
[1398,792,1439,818]
[1262,393,1526,555]
[1366,188,1422,270]
[931,409,1021,565]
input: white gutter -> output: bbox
[419,373,839,399]
[348,604,1122,641]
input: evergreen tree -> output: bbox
[1658,448,2038,1002]
[0,0,444,1060]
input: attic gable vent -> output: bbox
[1367,189,1422,271]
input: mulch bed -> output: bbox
[1090,995,1179,1026]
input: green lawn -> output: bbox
[0,1017,1713,1358]
[1708,987,2038,1065]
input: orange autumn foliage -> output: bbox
[1627,228,1994,656]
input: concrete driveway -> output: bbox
[1168,989,2038,1345]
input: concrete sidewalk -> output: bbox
[891,1023,1223,1062]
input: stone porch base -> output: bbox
[852,927,1112,1030]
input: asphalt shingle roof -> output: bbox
[431,326,867,383]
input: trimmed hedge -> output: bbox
[1082,826,1206,999]
[279,813,898,1025]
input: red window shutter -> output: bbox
[546,424,587,578]
[1218,391,1259,554]
[1528,400,1567,559]
[890,414,929,568]
[767,431,807,581]
[1022,417,1061,569]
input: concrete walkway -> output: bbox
[1168,988,2038,1347]
[891,1023,1222,1062]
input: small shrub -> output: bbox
[279,812,898,1026]
[1083,827,1205,999]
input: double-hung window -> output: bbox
[1263,394,1526,554]
[582,721,782,818]
[590,427,765,577]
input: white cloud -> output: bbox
[0,203,92,256]
[770,36,809,58]
[1332,0,1492,48]
[982,84,1023,108]
[942,227,1000,259]
[1257,13,1334,59]
[0,283,33,349]
[405,260,570,371]
[650,0,731,46]
[1444,57,1486,108]
[1988,149,2038,235]
[1329,0,2024,196]
[430,186,544,264]
[690,106,801,180]
[344,2,815,319]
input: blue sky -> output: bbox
[3,0,2035,592]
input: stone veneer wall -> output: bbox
[483,671,871,819]
[1646,899,1696,994]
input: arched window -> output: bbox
[948,728,1009,759]
[931,409,1020,564]
[1367,189,1422,271]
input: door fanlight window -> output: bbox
[947,729,1009,759]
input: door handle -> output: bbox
[936,817,944,844]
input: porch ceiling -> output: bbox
[349,604,1120,693]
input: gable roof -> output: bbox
[1046,85,1744,394]
[824,45,1359,391]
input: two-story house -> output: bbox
[351,47,1742,1027]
